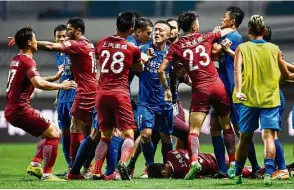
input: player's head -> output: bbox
[15,25,37,52]
[248,15,265,38]
[153,20,172,44]
[66,17,85,40]
[221,6,245,29]
[133,17,153,44]
[54,24,67,43]
[129,10,141,19]
[178,11,199,33]
[116,12,136,35]
[147,163,172,178]
[263,26,271,42]
[166,18,180,40]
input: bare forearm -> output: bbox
[37,41,55,51]
[43,75,59,82]
[226,49,235,58]
[158,71,169,90]
[36,80,62,90]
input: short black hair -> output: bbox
[116,12,136,33]
[154,20,173,32]
[263,26,272,42]
[134,17,153,31]
[166,17,180,31]
[147,163,165,178]
[248,15,265,36]
[178,11,199,32]
[15,25,34,50]
[128,10,141,19]
[54,24,67,36]
[226,6,245,28]
[67,17,85,34]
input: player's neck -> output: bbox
[250,36,263,40]
[153,42,167,51]
[19,49,33,59]
[115,32,129,39]
[75,35,85,41]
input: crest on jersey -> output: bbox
[64,41,72,47]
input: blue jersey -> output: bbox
[218,31,243,97]
[56,52,76,103]
[126,35,140,47]
[138,43,171,106]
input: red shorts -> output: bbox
[70,95,96,124]
[190,79,230,116]
[96,91,136,132]
[5,105,50,137]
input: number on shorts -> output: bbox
[183,45,210,71]
[101,50,125,74]
[6,69,17,92]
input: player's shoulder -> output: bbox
[126,35,138,46]
[17,54,35,66]
[227,31,243,41]
[140,41,152,52]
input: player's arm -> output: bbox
[54,90,59,108]
[42,64,64,82]
[211,43,222,59]
[234,47,247,101]
[37,41,65,52]
[278,50,294,80]
[158,59,172,102]
[30,76,77,90]
[286,62,294,73]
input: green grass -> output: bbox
[0,143,293,188]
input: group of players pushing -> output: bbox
[5,5,294,186]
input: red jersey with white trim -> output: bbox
[165,31,221,89]
[61,38,97,99]
[5,54,40,113]
[95,35,141,94]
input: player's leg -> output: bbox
[210,114,227,178]
[234,105,259,184]
[172,118,188,150]
[127,133,142,178]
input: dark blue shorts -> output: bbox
[57,102,73,129]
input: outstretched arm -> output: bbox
[37,41,65,52]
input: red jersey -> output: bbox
[96,35,141,94]
[165,31,221,89]
[167,149,219,178]
[5,54,40,114]
[61,38,97,99]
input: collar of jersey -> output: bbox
[151,43,169,54]
[251,39,266,44]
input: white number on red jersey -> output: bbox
[89,51,97,73]
[100,50,125,74]
[183,45,210,72]
[6,69,17,92]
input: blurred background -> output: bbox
[0,1,293,143]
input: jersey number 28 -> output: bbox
[100,50,125,74]
[183,45,210,71]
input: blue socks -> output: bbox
[141,141,155,166]
[212,136,227,173]
[264,158,275,176]
[105,136,123,175]
[274,139,286,170]
[62,135,71,167]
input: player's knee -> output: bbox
[70,117,85,133]
[262,129,275,141]
[101,130,112,140]
[90,128,101,141]
[42,124,60,139]
[122,129,134,139]
[160,133,171,144]
[140,129,152,143]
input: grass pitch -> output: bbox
[0,143,293,189]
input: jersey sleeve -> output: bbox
[24,59,40,79]
[61,40,81,55]
[165,45,177,63]
[205,31,221,43]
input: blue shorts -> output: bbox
[239,104,280,133]
[57,102,73,129]
[92,107,99,129]
[137,104,174,135]
[278,90,285,131]
[211,103,240,125]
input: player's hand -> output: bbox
[55,64,65,79]
[213,26,221,33]
[146,48,155,59]
[61,79,77,90]
[236,92,247,101]
[220,39,232,51]
[8,37,15,47]
[164,89,172,102]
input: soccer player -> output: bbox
[34,17,98,179]
[137,20,174,177]
[233,15,294,186]
[158,11,234,180]
[92,12,144,180]
[5,26,76,181]
[127,17,153,47]
[209,6,257,179]
[53,24,76,173]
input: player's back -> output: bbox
[96,35,141,94]
[61,38,97,98]
[167,149,190,178]
[168,31,221,89]
[5,54,39,113]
